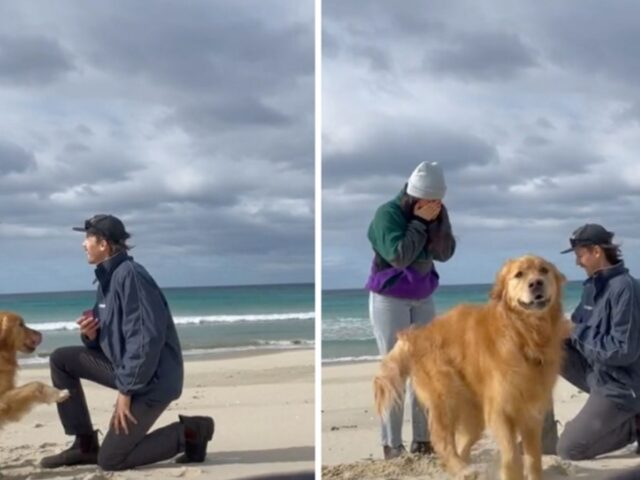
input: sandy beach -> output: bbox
[322,361,640,479]
[0,349,314,480]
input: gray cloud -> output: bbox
[0,34,74,86]
[0,0,313,293]
[323,0,447,39]
[0,141,36,174]
[426,31,538,81]
[351,45,393,73]
[536,118,556,130]
[509,143,605,177]
[65,2,313,99]
[324,124,498,187]
[615,101,640,126]
[323,0,640,288]
[529,1,640,88]
[167,97,292,133]
[522,135,550,148]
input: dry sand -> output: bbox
[322,360,640,479]
[0,349,314,480]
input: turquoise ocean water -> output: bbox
[1,283,314,365]
[322,281,584,362]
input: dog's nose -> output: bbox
[528,278,544,290]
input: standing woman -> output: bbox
[366,162,456,460]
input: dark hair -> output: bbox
[601,244,623,265]
[87,228,132,254]
[400,193,420,217]
[585,243,623,265]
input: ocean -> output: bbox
[322,281,584,363]
[1,283,314,365]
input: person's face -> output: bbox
[574,245,605,277]
[83,234,111,265]
[415,198,442,209]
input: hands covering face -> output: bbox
[414,200,442,222]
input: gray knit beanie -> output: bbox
[406,162,446,200]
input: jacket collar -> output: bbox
[94,251,130,289]
[584,261,627,293]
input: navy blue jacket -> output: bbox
[82,252,184,404]
[571,262,640,408]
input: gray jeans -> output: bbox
[370,292,436,448]
[50,346,185,470]
[554,343,637,460]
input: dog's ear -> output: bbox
[0,312,21,350]
[553,265,567,286]
[0,314,9,348]
[490,259,511,302]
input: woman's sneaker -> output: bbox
[383,444,407,460]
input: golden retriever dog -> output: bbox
[0,311,69,428]
[374,255,571,480]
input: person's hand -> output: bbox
[77,312,99,341]
[414,200,442,222]
[111,393,137,435]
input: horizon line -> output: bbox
[323,278,585,292]
[0,281,314,297]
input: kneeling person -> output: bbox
[41,214,214,471]
[545,224,640,460]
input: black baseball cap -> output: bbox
[72,214,130,243]
[561,223,614,254]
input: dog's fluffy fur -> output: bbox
[374,255,572,480]
[0,311,69,428]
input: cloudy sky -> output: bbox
[0,0,313,294]
[323,0,640,289]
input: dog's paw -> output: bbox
[55,389,70,403]
[41,386,69,404]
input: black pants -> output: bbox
[608,468,640,480]
[555,343,637,460]
[50,346,185,470]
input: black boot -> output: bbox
[635,415,640,454]
[40,431,100,468]
[175,415,215,463]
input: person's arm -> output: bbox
[368,206,428,269]
[570,304,582,324]
[80,330,101,349]
[573,285,640,366]
[114,267,168,395]
[427,204,456,262]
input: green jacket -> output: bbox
[365,189,455,299]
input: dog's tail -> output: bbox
[373,331,412,417]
